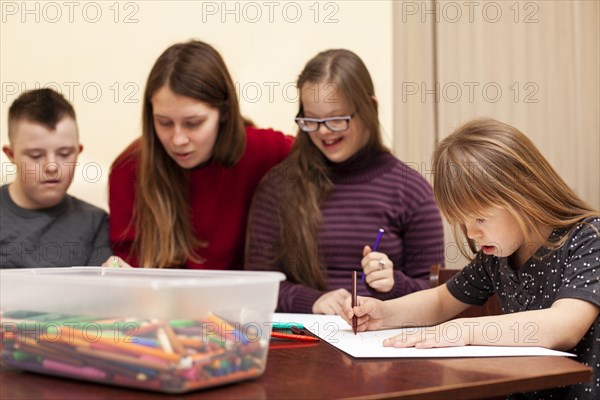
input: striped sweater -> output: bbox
[245,148,445,313]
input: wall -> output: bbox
[1,0,393,210]
[2,1,598,269]
[393,0,599,267]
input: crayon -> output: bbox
[169,320,197,328]
[42,358,107,380]
[156,327,174,354]
[70,327,182,362]
[162,323,186,355]
[15,341,86,367]
[205,313,248,344]
[271,322,305,330]
[129,336,160,348]
[78,345,173,371]
[270,331,320,342]
[269,341,319,350]
[1,310,268,393]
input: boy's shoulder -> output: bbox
[0,184,106,217]
[62,194,108,217]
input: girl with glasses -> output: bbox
[245,49,444,314]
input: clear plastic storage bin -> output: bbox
[0,267,284,393]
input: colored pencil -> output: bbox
[361,228,385,284]
[352,271,358,334]
[270,331,320,342]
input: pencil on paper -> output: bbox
[352,271,358,335]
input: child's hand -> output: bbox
[382,320,469,348]
[341,295,387,332]
[312,288,351,315]
[361,245,394,292]
[101,256,133,268]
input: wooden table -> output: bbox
[1,340,592,400]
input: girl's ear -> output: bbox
[371,95,378,105]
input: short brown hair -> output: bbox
[8,88,76,141]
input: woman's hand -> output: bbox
[312,288,351,315]
[361,245,394,292]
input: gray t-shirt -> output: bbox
[447,217,600,400]
[0,184,112,268]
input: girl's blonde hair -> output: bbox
[134,40,245,268]
[277,49,388,289]
[433,117,598,259]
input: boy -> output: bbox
[1,88,113,268]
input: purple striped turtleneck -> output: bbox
[245,148,445,313]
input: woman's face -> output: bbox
[300,82,369,163]
[152,85,221,169]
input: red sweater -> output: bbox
[109,126,292,269]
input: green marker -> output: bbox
[271,322,305,330]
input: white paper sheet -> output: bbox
[271,313,574,358]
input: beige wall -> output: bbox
[2,1,598,269]
[393,0,600,267]
[1,0,393,210]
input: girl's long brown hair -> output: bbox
[277,49,388,289]
[432,118,599,260]
[134,40,246,268]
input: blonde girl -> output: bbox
[343,118,599,399]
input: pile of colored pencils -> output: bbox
[0,310,267,393]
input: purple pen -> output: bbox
[361,228,384,284]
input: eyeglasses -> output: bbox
[294,114,354,133]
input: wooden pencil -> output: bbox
[76,346,174,371]
[162,323,186,355]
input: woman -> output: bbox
[109,40,292,269]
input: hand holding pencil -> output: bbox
[360,229,394,293]
[342,294,388,334]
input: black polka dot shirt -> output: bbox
[447,217,600,400]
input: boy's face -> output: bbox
[2,117,82,209]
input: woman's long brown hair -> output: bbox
[134,40,246,268]
[277,49,388,289]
